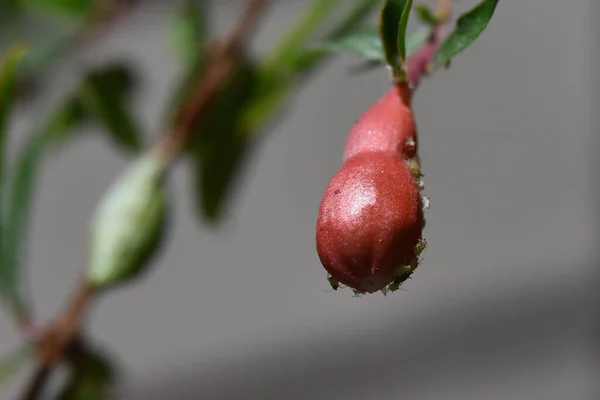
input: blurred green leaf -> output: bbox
[263,0,340,73]
[56,345,115,400]
[327,0,381,40]
[189,60,257,223]
[0,11,81,97]
[0,0,21,24]
[182,0,383,224]
[80,64,142,153]
[87,151,168,290]
[264,0,381,78]
[319,27,384,62]
[336,26,430,76]
[434,0,498,69]
[0,345,31,388]
[0,44,28,314]
[168,0,209,68]
[316,23,429,66]
[414,4,439,25]
[1,97,85,314]
[244,0,380,133]
[0,43,27,185]
[22,0,94,20]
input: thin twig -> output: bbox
[20,282,96,400]
[18,2,270,399]
[19,366,50,400]
[156,0,270,160]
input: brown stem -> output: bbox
[19,366,50,400]
[20,282,96,400]
[18,2,270,399]
[155,0,270,161]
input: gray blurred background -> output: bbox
[1,0,598,399]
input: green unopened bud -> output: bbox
[86,152,168,288]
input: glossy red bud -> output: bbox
[343,83,418,162]
[316,151,423,294]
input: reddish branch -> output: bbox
[19,1,270,399]
[157,0,270,160]
[407,0,453,88]
[20,282,95,400]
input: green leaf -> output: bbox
[56,345,115,400]
[246,0,380,133]
[320,27,384,62]
[379,0,408,72]
[0,43,27,186]
[87,151,168,289]
[309,24,430,72]
[434,0,498,69]
[22,0,94,20]
[1,97,85,314]
[189,60,257,223]
[80,64,143,153]
[0,0,21,24]
[0,44,28,315]
[263,0,340,74]
[167,0,209,68]
[396,0,413,68]
[414,4,440,25]
[327,0,382,40]
[0,346,31,388]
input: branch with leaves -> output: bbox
[0,0,498,398]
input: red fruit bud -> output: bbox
[343,84,417,162]
[316,151,424,294]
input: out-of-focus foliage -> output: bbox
[80,64,143,153]
[0,43,29,315]
[177,0,382,223]
[0,345,31,388]
[56,343,116,400]
[0,0,499,396]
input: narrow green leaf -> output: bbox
[434,0,498,69]
[379,0,409,72]
[245,0,380,133]
[327,0,382,40]
[0,346,31,388]
[80,64,142,153]
[0,0,21,24]
[0,44,28,315]
[320,27,384,62]
[22,0,94,20]
[308,24,429,73]
[0,43,27,186]
[167,0,209,67]
[263,0,340,72]
[414,4,439,25]
[56,345,115,400]
[396,0,413,66]
[0,98,85,313]
[189,60,257,223]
